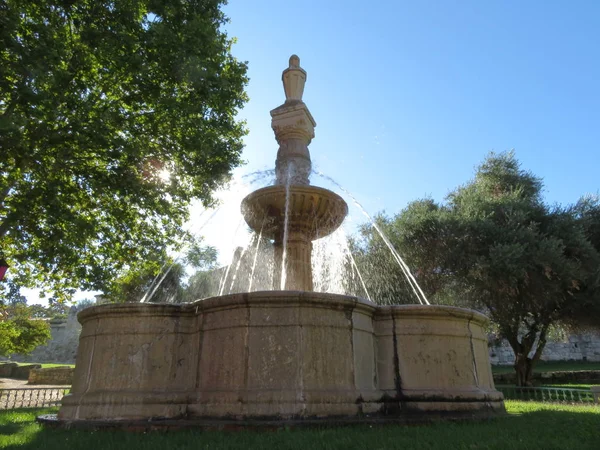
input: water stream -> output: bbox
[279,164,293,290]
[138,168,430,307]
[312,170,430,305]
[247,222,265,292]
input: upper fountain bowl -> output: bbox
[241,184,348,241]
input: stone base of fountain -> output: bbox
[55,292,504,425]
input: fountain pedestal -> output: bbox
[273,231,313,291]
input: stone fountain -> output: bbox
[51,56,504,428]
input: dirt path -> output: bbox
[0,377,70,389]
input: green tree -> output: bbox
[73,298,95,312]
[350,221,421,305]
[108,238,218,303]
[358,152,600,386]
[0,303,51,356]
[183,264,225,301]
[0,0,248,302]
[110,260,187,303]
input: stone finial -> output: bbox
[289,54,300,68]
[271,55,315,186]
[282,54,306,102]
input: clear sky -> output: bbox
[223,0,600,216]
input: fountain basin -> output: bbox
[57,292,504,424]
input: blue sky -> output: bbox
[223,0,600,216]
[24,1,600,305]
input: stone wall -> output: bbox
[28,367,74,385]
[0,362,18,377]
[489,332,600,365]
[7,309,81,365]
[0,363,42,379]
[3,303,599,368]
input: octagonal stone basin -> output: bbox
[58,292,504,423]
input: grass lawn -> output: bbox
[492,360,600,374]
[1,401,599,450]
[541,383,595,389]
[2,362,75,369]
[36,364,75,369]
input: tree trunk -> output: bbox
[510,325,549,386]
[513,353,535,387]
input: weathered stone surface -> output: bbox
[28,367,74,385]
[10,364,42,380]
[374,305,501,413]
[58,292,504,422]
[0,363,18,377]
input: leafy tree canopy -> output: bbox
[107,236,219,303]
[0,0,248,302]
[0,303,51,356]
[356,151,600,385]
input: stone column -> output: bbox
[271,55,316,186]
[269,55,318,291]
[273,231,313,291]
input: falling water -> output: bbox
[140,260,172,303]
[142,264,174,303]
[312,228,360,296]
[140,204,225,303]
[218,218,246,296]
[312,170,430,305]
[228,245,249,294]
[248,223,265,292]
[280,164,293,290]
[342,234,371,301]
[138,166,427,305]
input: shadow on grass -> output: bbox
[1,404,599,450]
[0,423,23,436]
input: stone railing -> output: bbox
[493,370,600,385]
[0,388,68,409]
[497,385,598,404]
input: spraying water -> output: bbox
[279,164,293,290]
[248,222,265,292]
[141,264,175,304]
[341,232,372,301]
[227,244,250,294]
[312,170,430,305]
[140,204,225,303]
[218,217,246,296]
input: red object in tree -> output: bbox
[0,259,8,281]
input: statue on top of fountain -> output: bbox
[271,55,316,186]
